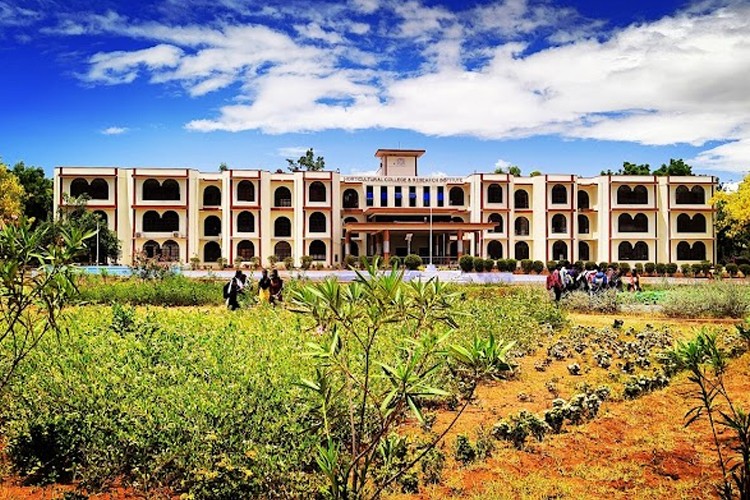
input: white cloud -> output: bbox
[101,126,129,135]
[277,146,310,158]
[690,137,750,173]
[494,159,511,171]
[86,44,183,84]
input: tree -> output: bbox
[55,195,121,264]
[601,161,651,176]
[287,148,325,172]
[218,162,228,172]
[508,165,522,176]
[529,170,542,177]
[713,175,750,261]
[654,158,693,176]
[10,161,53,226]
[0,162,25,225]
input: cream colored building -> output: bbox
[53,148,717,267]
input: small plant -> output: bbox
[599,261,609,270]
[739,263,750,277]
[474,424,495,459]
[404,254,422,270]
[532,260,545,274]
[453,435,476,465]
[506,259,517,272]
[420,447,445,484]
[644,262,656,275]
[520,259,533,274]
[459,255,474,272]
[492,410,549,450]
[190,254,201,270]
[726,263,739,277]
[585,261,598,271]
[655,262,667,276]
[473,256,485,272]
[283,256,294,270]
[344,254,358,269]
[634,263,644,274]
[666,263,678,276]
[267,255,278,267]
[546,260,557,272]
[388,256,401,269]
[485,258,496,272]
[619,262,631,274]
[300,255,313,270]
[217,257,228,269]
[249,256,260,269]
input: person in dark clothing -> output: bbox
[269,270,283,305]
[225,270,246,310]
[258,269,271,303]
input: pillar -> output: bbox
[383,230,390,262]
[457,230,464,257]
[345,231,351,256]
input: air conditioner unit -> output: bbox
[135,232,142,238]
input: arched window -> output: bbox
[577,214,589,234]
[143,179,160,200]
[349,241,360,257]
[552,240,568,260]
[577,190,590,210]
[515,241,529,260]
[578,241,590,261]
[343,189,359,208]
[449,187,465,206]
[344,216,359,238]
[691,186,705,204]
[203,186,221,206]
[309,181,326,202]
[487,240,503,259]
[162,211,179,232]
[204,215,221,237]
[162,240,180,261]
[451,216,464,222]
[551,184,567,204]
[551,214,567,233]
[675,185,690,204]
[237,211,255,233]
[309,212,326,233]
[162,179,180,200]
[488,213,504,233]
[692,241,706,260]
[142,211,160,232]
[617,185,648,204]
[92,210,108,226]
[514,217,530,236]
[633,185,648,204]
[677,213,706,233]
[633,241,649,260]
[619,241,649,260]
[616,186,631,204]
[618,242,633,260]
[237,240,255,260]
[89,178,109,200]
[309,240,326,260]
[204,242,221,263]
[514,190,529,209]
[487,184,503,203]
[275,186,292,207]
[274,241,292,260]
[676,241,691,260]
[237,180,255,202]
[677,241,708,261]
[70,178,89,197]
[143,240,160,259]
[274,217,291,237]
[618,213,648,232]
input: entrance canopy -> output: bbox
[344,221,494,232]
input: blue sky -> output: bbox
[1,0,748,181]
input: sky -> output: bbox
[1,0,749,181]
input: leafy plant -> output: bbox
[453,435,476,465]
[506,259,517,272]
[655,263,667,276]
[301,255,313,270]
[459,255,474,272]
[532,260,545,274]
[520,259,533,274]
[404,254,422,270]
[644,262,655,275]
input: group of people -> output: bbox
[224,269,284,310]
[546,263,642,301]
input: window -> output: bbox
[237,211,255,233]
[204,242,221,262]
[309,240,326,261]
[618,213,648,233]
[394,186,402,207]
[366,186,374,207]
[343,217,359,238]
[143,179,161,200]
[237,240,255,260]
[578,214,590,234]
[143,210,179,232]
[617,185,648,204]
[204,216,221,237]
[487,241,503,259]
[309,212,326,233]
[274,186,292,207]
[678,241,707,260]
[488,184,503,203]
[309,181,326,202]
[162,240,180,261]
[423,187,430,206]
[514,190,529,209]
[162,211,179,232]
[380,186,388,207]
[552,240,568,260]
[89,178,109,200]
[514,217,530,236]
[343,189,359,208]
[70,178,88,198]
[203,186,221,206]
[676,213,706,233]
[515,241,530,260]
[274,217,291,237]
[551,184,567,204]
[349,241,360,257]
[143,240,160,259]
[437,186,444,207]
[161,180,180,200]
[551,214,567,233]
[618,241,649,260]
[678,185,706,204]
[577,190,589,209]
[237,181,255,202]
[488,213,504,233]
[449,187,464,206]
[143,211,160,232]
[578,241,590,261]
[274,241,292,260]
[409,186,417,207]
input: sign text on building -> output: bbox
[342,176,467,184]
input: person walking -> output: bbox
[258,268,271,303]
[628,270,642,292]
[546,265,564,302]
[224,270,246,311]
[269,270,284,305]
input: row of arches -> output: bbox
[71,178,109,200]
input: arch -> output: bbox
[487,240,503,259]
[162,211,179,232]
[343,189,359,209]
[616,186,631,204]
[514,189,529,209]
[142,210,160,232]
[551,214,567,233]
[89,178,109,200]
[488,213,504,233]
[203,185,221,206]
[237,211,255,233]
[449,187,465,206]
[236,180,255,202]
[552,240,568,260]
[618,242,633,260]
[237,240,255,260]
[203,241,221,263]
[274,217,291,237]
[274,186,292,207]
[349,241,360,257]
[70,178,89,198]
[677,213,706,233]
[578,241,590,261]
[619,241,649,260]
[451,216,465,223]
[274,241,292,260]
[204,215,221,237]
[161,179,180,200]
[309,181,327,202]
[618,213,648,232]
[577,214,590,234]
[309,212,326,233]
[343,216,359,238]
[515,241,530,260]
[633,241,649,260]
[142,179,161,200]
[309,240,327,260]
[675,185,690,204]
[691,241,706,260]
[487,184,503,203]
[143,240,160,259]
[92,210,108,226]
[551,184,567,204]
[676,241,692,260]
[691,185,705,204]
[617,185,648,204]
[577,190,590,209]
[162,240,180,261]
[632,185,648,204]
[514,217,530,236]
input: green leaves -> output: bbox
[448,333,516,380]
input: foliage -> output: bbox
[10,161,53,226]
[404,253,422,270]
[388,256,401,269]
[561,290,619,314]
[726,263,739,276]
[660,282,750,318]
[666,263,678,276]
[546,260,556,272]
[283,256,294,270]
[532,260,544,274]
[301,255,313,270]
[619,262,631,274]
[77,274,222,306]
[473,256,486,272]
[55,195,121,264]
[453,435,476,465]
[656,263,667,276]
[492,410,549,450]
[681,263,692,276]
[601,161,651,176]
[218,162,228,172]
[741,264,750,278]
[458,254,474,272]
[654,158,693,176]
[287,148,325,172]
[0,162,26,225]
[529,170,541,177]
[494,165,521,176]
[520,259,533,274]
[505,259,517,272]
[645,262,656,274]
[344,254,358,269]
[130,252,177,280]
[713,175,750,261]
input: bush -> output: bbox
[453,435,476,465]
[661,282,750,318]
[740,264,750,278]
[77,275,222,306]
[404,254,422,270]
[485,258,496,272]
[546,260,557,272]
[634,263,644,274]
[573,260,584,271]
[532,261,545,274]
[585,261,597,271]
[283,256,295,270]
[473,256,486,272]
[344,255,358,269]
[520,259,533,274]
[506,259,517,272]
[459,255,474,272]
[701,260,712,275]
[619,262,631,274]
[666,263,678,276]
[561,290,618,314]
[656,263,667,276]
[644,262,656,275]
[681,263,692,276]
[300,256,313,270]
[726,263,739,276]
[598,262,609,271]
[691,263,703,276]
[388,256,401,269]
[494,259,505,272]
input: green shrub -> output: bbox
[77,275,222,306]
[506,259,517,272]
[404,254,422,270]
[681,263,692,276]
[473,256,486,272]
[660,282,750,318]
[634,263,644,274]
[691,263,703,276]
[598,262,609,271]
[701,261,712,275]
[283,256,295,270]
[520,259,533,273]
[573,260,584,271]
[420,447,445,485]
[532,260,545,274]
[656,263,667,276]
[585,261,597,271]
[453,435,476,465]
[494,259,505,272]
[388,256,401,269]
[485,258,496,272]
[726,263,739,276]
[546,260,557,272]
[561,290,618,314]
[345,255,358,269]
[619,262,631,274]
[740,264,750,277]
[666,263,678,276]
[644,262,656,274]
[300,256,313,270]
[459,255,474,272]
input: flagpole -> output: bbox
[429,201,433,267]
[96,220,100,265]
